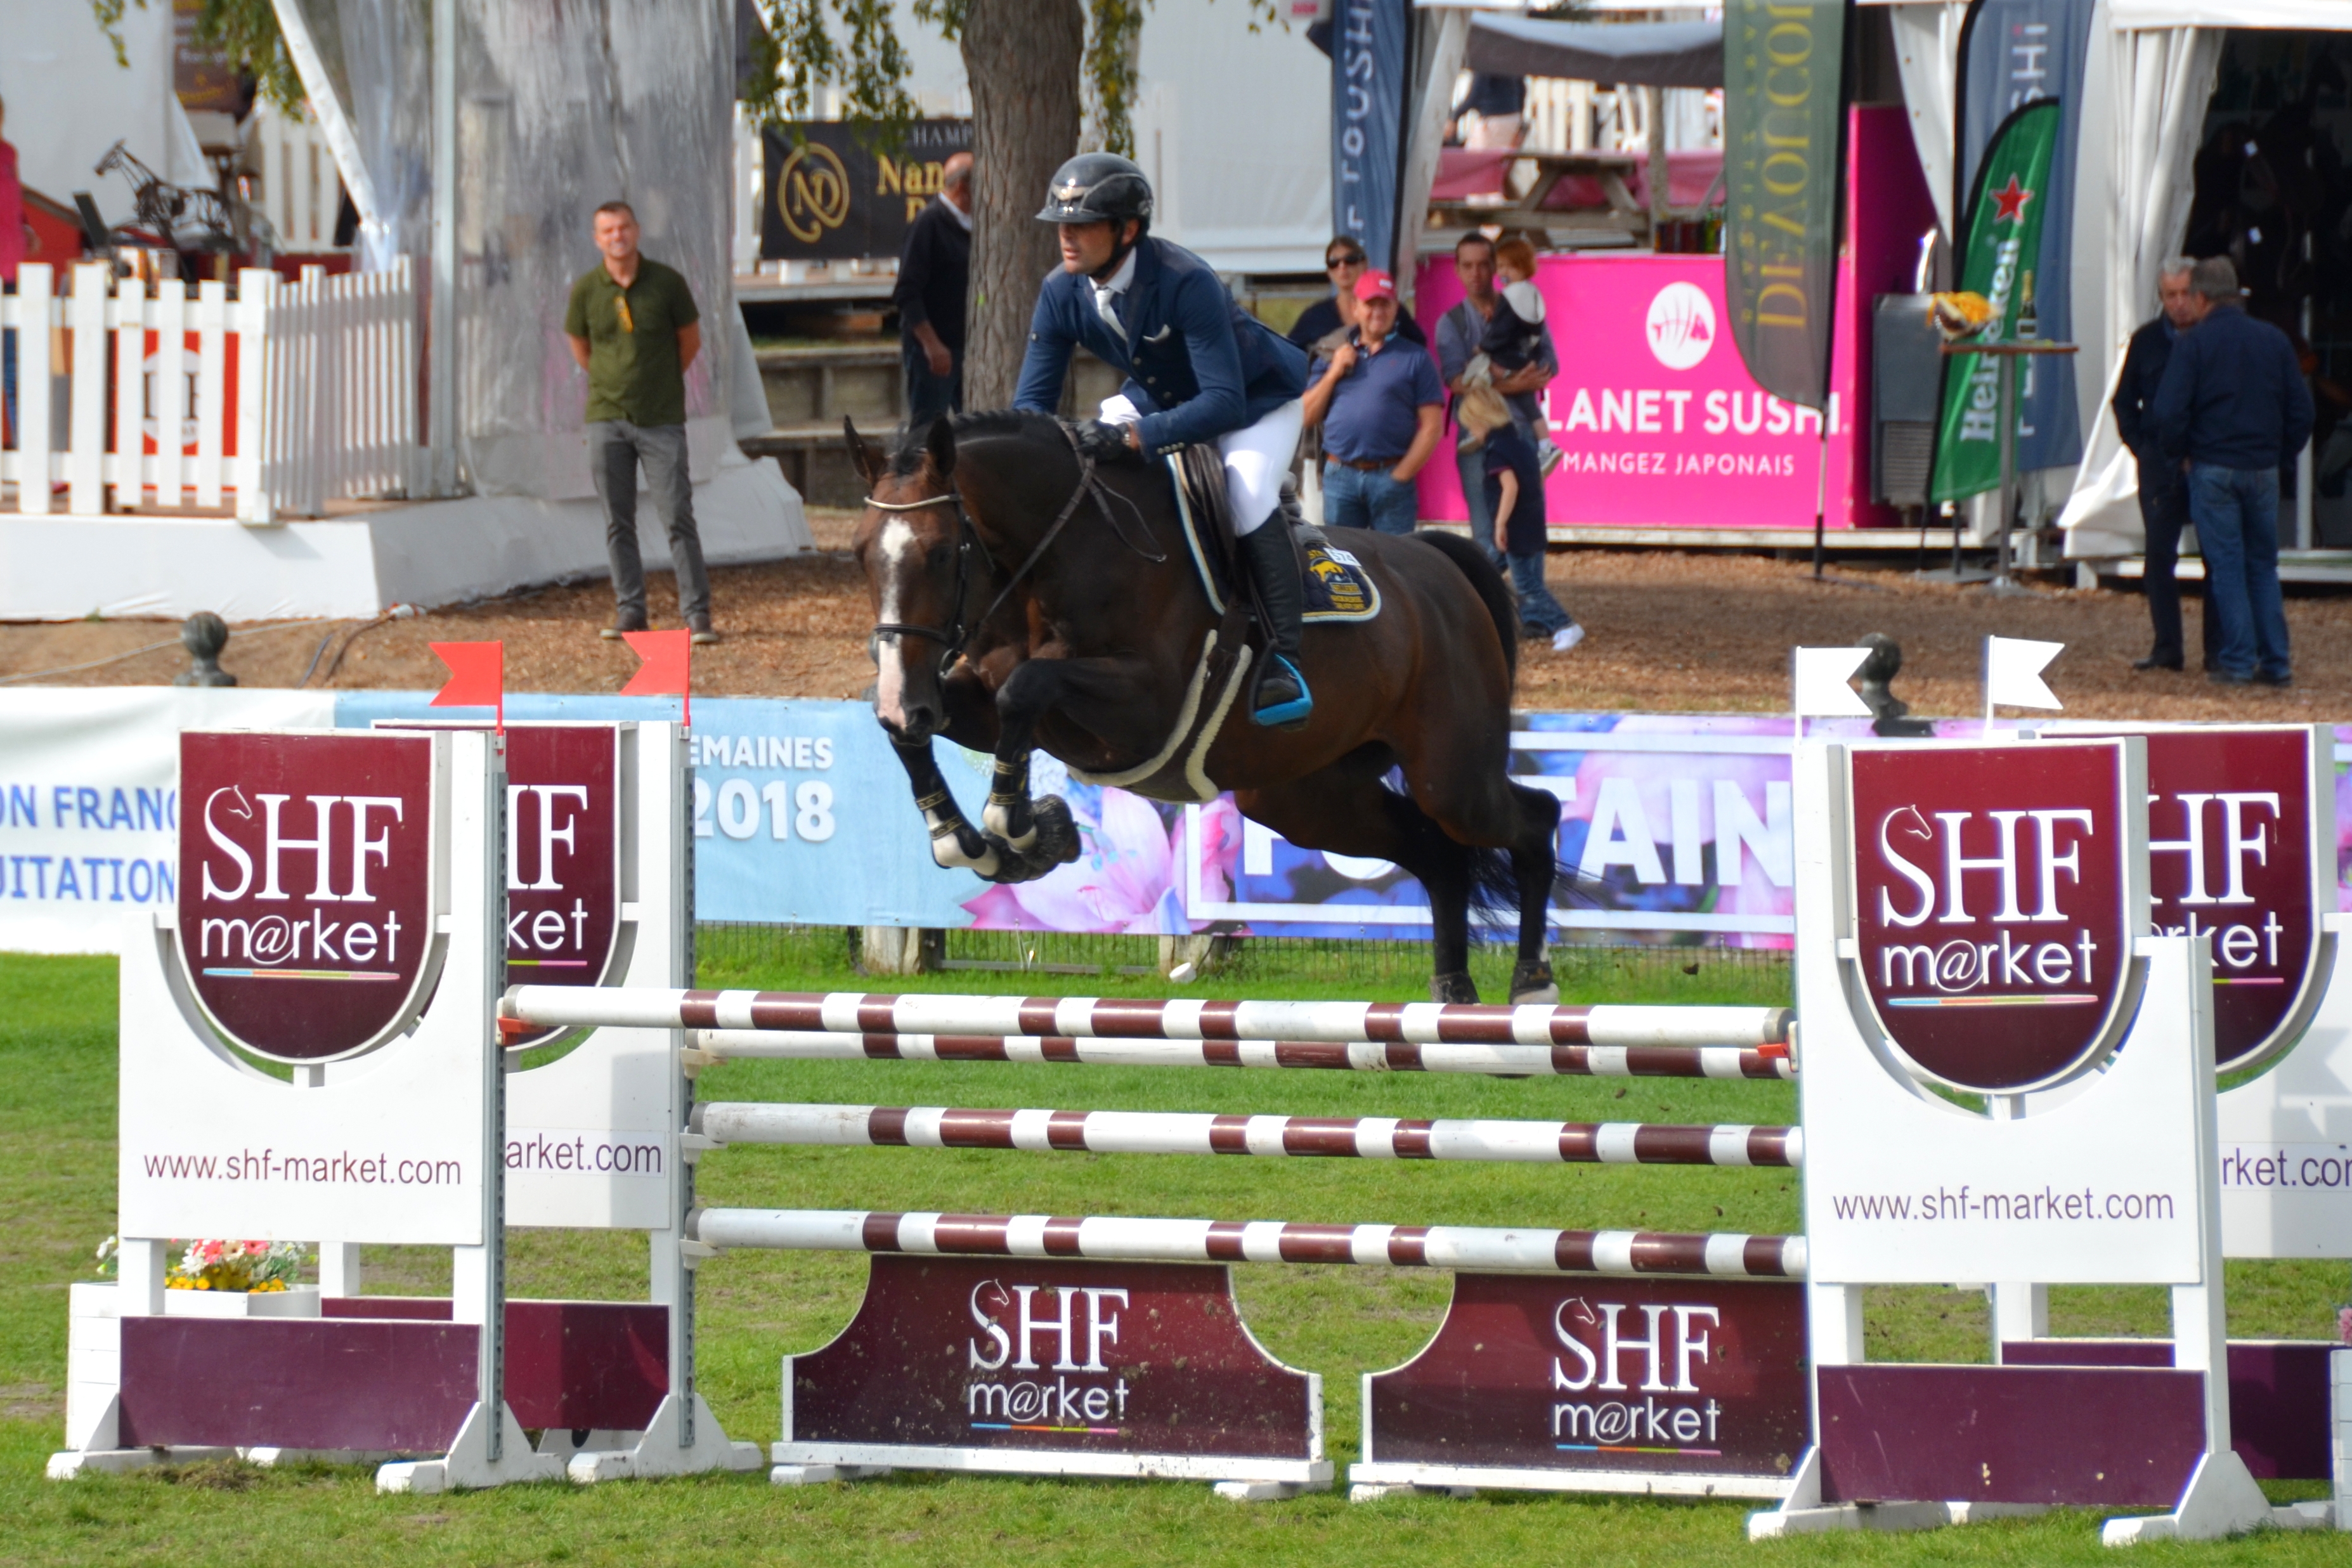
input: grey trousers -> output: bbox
[588,419,710,623]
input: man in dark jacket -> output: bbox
[893,150,971,430]
[2154,256,2316,686]
[2112,260,2212,672]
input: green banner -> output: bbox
[1929,98,2062,504]
[1722,0,1849,411]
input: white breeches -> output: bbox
[1100,394,1304,536]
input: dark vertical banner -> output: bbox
[1722,0,1850,410]
[1930,99,2061,503]
[1955,0,2094,470]
[1332,0,1408,275]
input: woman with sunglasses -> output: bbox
[1287,238,1425,356]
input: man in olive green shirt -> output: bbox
[566,200,717,642]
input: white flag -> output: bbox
[1985,636,2064,711]
[1792,647,1873,718]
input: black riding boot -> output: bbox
[1235,503,1312,729]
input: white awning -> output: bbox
[2107,0,2352,25]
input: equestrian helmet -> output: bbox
[1035,152,1153,226]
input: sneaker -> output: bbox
[1520,622,1548,641]
[2254,670,2292,687]
[1551,624,1585,653]
[1538,439,1565,477]
[600,615,649,641]
[689,619,722,647]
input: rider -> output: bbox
[1015,153,1315,729]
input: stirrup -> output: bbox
[1249,654,1313,730]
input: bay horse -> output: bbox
[846,410,1564,1003]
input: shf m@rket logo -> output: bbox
[177,730,439,1064]
[1847,741,2143,1094]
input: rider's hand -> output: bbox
[1074,419,1136,462]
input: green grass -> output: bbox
[4,946,2346,1564]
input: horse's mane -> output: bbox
[887,409,1067,477]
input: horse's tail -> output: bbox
[1413,530,1520,687]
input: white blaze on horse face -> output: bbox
[873,515,919,730]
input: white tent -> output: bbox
[0,1,215,225]
[2057,0,2344,555]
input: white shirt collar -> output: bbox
[1095,247,1139,298]
[940,193,973,231]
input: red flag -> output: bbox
[620,628,692,728]
[429,640,504,732]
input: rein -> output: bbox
[864,422,1168,670]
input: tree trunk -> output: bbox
[960,0,1084,410]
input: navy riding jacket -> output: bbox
[1014,236,1309,456]
[2153,304,2315,470]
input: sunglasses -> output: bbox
[1327,254,1366,269]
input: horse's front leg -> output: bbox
[892,734,1004,879]
[892,660,1008,878]
[980,655,1150,878]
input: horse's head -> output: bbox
[850,415,968,742]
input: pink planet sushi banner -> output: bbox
[1410,253,1862,531]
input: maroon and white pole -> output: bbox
[693,1102,1801,1167]
[685,1208,1807,1280]
[505,986,1792,1049]
[690,1029,1793,1080]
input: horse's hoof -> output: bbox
[1430,971,1479,1004]
[1030,795,1082,867]
[1508,961,1558,1005]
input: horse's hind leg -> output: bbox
[1507,782,1564,1003]
[1238,765,1482,1003]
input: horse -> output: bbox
[845,410,1566,1004]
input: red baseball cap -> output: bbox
[1353,269,1398,303]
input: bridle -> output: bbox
[863,424,1167,674]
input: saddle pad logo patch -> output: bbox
[1303,543,1379,622]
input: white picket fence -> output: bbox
[0,259,417,522]
[248,105,351,254]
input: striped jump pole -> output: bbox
[503,986,1792,1050]
[686,1208,1807,1280]
[690,1030,1793,1080]
[693,1103,1802,1167]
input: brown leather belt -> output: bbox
[1335,456,1404,472]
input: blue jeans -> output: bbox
[1508,549,1573,635]
[1453,441,1505,567]
[1322,460,1419,535]
[902,337,962,431]
[2186,462,2289,680]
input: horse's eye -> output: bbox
[926,543,953,570]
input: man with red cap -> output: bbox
[1297,268,1445,535]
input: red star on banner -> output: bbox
[1989,174,2034,224]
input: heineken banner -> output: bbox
[1330,0,1409,275]
[1930,98,2060,504]
[1722,0,1848,410]
[1955,0,2093,472]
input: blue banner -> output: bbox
[1956,0,2093,473]
[1331,0,1408,275]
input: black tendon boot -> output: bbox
[1236,510,1313,729]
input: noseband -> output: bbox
[862,425,1167,674]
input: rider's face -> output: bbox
[1059,220,1135,275]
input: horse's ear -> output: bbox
[926,415,957,481]
[843,417,885,488]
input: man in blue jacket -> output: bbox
[1015,153,1315,728]
[2153,256,2315,687]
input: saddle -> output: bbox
[1165,444,1380,626]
